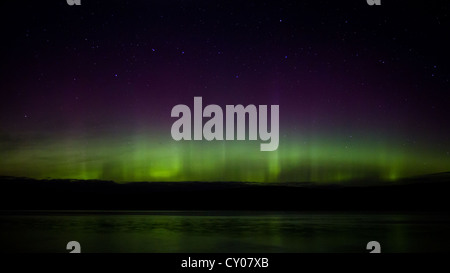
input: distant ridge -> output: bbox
[0,173,449,212]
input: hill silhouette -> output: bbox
[0,173,449,212]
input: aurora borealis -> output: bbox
[1,0,449,183]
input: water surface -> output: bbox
[1,211,448,252]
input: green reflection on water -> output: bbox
[1,211,449,253]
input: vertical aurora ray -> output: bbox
[1,128,448,182]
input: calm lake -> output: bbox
[1,211,448,252]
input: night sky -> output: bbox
[0,0,449,182]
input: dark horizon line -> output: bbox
[1,171,450,185]
[1,172,450,212]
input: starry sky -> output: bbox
[0,0,449,183]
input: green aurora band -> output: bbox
[1,129,449,183]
